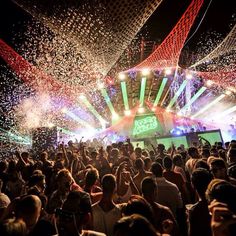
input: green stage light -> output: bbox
[166,80,188,110]
[139,77,147,107]
[100,88,117,116]
[153,77,168,107]
[179,86,207,114]
[121,81,129,111]
[191,94,226,119]
[79,96,107,125]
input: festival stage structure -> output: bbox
[0,0,236,148]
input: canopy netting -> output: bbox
[127,0,204,71]
[12,0,163,85]
[191,23,236,68]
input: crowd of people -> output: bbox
[0,138,236,236]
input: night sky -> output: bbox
[0,0,235,51]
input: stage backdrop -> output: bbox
[131,113,163,139]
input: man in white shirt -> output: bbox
[151,162,183,218]
[92,174,122,236]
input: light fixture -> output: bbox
[141,68,150,76]
[61,107,68,113]
[186,73,193,79]
[138,107,145,113]
[48,122,54,128]
[79,94,86,100]
[112,113,119,120]
[118,72,126,80]
[151,107,156,112]
[206,80,213,87]
[124,110,131,116]
[225,90,232,95]
[164,68,172,75]
[97,81,105,89]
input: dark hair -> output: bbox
[134,158,144,170]
[173,154,182,166]
[62,191,92,215]
[191,168,213,198]
[228,164,236,179]
[0,218,27,236]
[85,168,99,186]
[101,174,116,193]
[163,156,172,169]
[151,162,163,177]
[195,159,209,171]
[188,147,198,158]
[113,214,157,236]
[201,148,210,158]
[141,177,156,197]
[206,179,236,213]
[123,195,155,227]
[27,174,45,188]
[15,195,42,219]
[210,159,226,170]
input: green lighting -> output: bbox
[167,80,188,109]
[179,86,207,113]
[80,97,106,124]
[0,128,31,145]
[121,81,129,110]
[153,77,168,106]
[100,88,116,115]
[191,94,226,118]
[139,77,147,107]
[132,114,162,137]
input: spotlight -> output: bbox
[112,113,119,120]
[206,80,213,87]
[151,107,156,112]
[79,94,86,100]
[166,108,172,113]
[97,81,105,89]
[177,112,182,116]
[48,122,54,128]
[225,90,232,95]
[124,110,131,116]
[141,68,150,76]
[186,73,193,79]
[138,107,145,113]
[164,68,172,75]
[118,73,126,80]
[61,107,68,113]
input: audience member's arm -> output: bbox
[15,151,26,169]
[209,200,236,236]
[126,171,139,195]
[60,144,69,167]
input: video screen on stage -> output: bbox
[197,130,223,145]
[132,113,163,138]
[156,136,188,149]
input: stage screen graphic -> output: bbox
[156,136,188,149]
[197,130,223,145]
[132,113,162,138]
